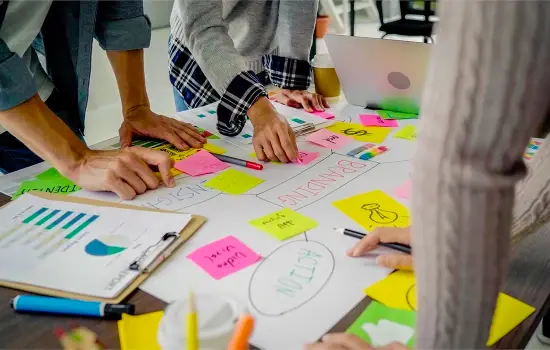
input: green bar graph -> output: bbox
[35,210,60,226]
[65,215,99,239]
[46,211,73,230]
[23,207,48,224]
[62,213,85,230]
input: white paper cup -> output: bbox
[157,294,246,350]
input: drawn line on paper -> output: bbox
[304,232,309,242]
[248,240,335,317]
[405,284,416,311]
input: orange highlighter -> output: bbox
[227,314,255,350]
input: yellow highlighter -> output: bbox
[187,292,199,350]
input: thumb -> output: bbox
[118,122,134,149]
[130,147,175,187]
[376,254,413,270]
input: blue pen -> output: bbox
[11,295,134,320]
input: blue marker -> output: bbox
[11,295,134,319]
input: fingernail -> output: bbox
[168,178,175,187]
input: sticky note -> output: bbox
[310,111,335,120]
[393,125,417,140]
[36,168,62,180]
[188,235,261,279]
[394,179,412,200]
[202,143,226,154]
[118,311,164,350]
[204,168,264,195]
[360,114,398,127]
[153,144,199,161]
[194,126,220,139]
[333,190,410,231]
[346,301,416,347]
[326,122,392,143]
[174,150,229,176]
[154,167,183,181]
[295,150,320,165]
[377,110,418,120]
[364,271,536,346]
[306,128,354,149]
[249,152,281,164]
[249,208,318,240]
[12,178,80,200]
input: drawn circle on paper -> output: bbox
[387,72,411,90]
[248,240,335,317]
[406,284,417,311]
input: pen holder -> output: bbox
[157,294,246,350]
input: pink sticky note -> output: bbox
[306,129,353,149]
[294,150,320,165]
[310,111,335,120]
[187,235,261,280]
[360,114,398,127]
[394,179,412,200]
[173,150,229,176]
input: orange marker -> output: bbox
[227,314,255,350]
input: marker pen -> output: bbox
[11,295,135,319]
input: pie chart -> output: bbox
[85,235,130,257]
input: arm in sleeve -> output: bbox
[94,1,151,51]
[174,0,266,136]
[412,1,550,348]
[0,38,37,111]
[263,0,317,90]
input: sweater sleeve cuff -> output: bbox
[216,71,267,137]
[0,53,38,111]
[262,55,311,90]
[95,15,152,50]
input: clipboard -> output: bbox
[0,192,206,304]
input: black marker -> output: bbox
[334,228,412,254]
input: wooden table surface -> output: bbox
[1,192,549,349]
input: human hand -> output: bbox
[119,106,206,150]
[66,147,175,200]
[347,227,413,270]
[275,89,329,112]
[305,333,408,350]
[248,96,298,163]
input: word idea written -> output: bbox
[174,150,229,176]
[306,129,353,149]
[326,122,392,143]
[187,235,261,280]
[249,208,318,240]
[359,114,398,128]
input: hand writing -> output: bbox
[66,147,175,200]
[275,89,329,112]
[249,97,298,163]
[347,227,413,270]
[305,333,408,350]
[119,106,206,150]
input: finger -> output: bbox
[303,343,346,350]
[175,128,204,148]
[170,120,207,145]
[310,94,324,112]
[320,94,330,108]
[130,147,175,187]
[322,333,372,349]
[347,227,411,257]
[163,130,192,151]
[123,153,160,190]
[109,177,137,200]
[112,161,148,195]
[291,92,313,112]
[118,122,134,149]
[276,92,301,109]
[376,254,414,270]
[261,139,278,162]
[253,140,267,162]
[276,126,297,162]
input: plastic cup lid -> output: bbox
[311,53,334,68]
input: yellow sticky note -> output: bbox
[249,208,318,240]
[249,152,280,164]
[204,168,264,195]
[365,271,536,346]
[325,122,392,143]
[153,144,199,161]
[393,125,417,140]
[333,190,410,231]
[154,167,183,180]
[117,311,164,350]
[202,143,227,154]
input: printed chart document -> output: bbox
[0,193,192,299]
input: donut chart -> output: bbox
[85,235,129,257]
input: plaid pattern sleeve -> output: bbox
[169,36,266,136]
[262,55,311,90]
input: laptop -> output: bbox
[324,35,431,114]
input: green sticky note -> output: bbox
[203,168,264,195]
[36,168,62,180]
[249,208,318,240]
[12,178,81,200]
[393,125,417,140]
[346,301,416,347]
[378,110,418,120]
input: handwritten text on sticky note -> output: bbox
[394,125,417,140]
[295,150,320,165]
[306,129,353,149]
[326,122,392,143]
[187,235,261,280]
[249,208,318,240]
[204,168,264,195]
[360,114,398,127]
[174,150,229,176]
